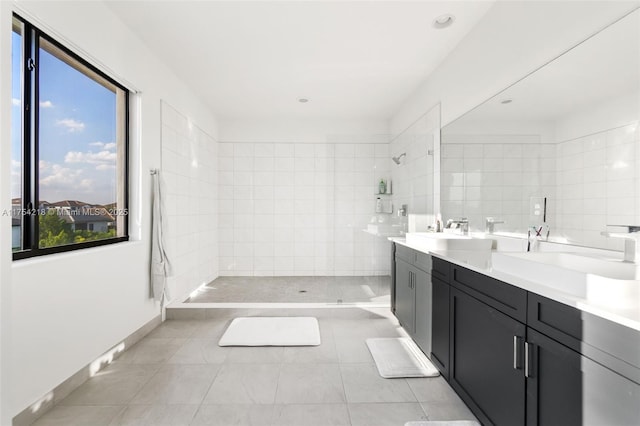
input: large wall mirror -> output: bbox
[440,9,639,251]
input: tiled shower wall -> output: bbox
[440,139,557,233]
[217,142,391,276]
[161,102,219,301]
[439,121,639,251]
[390,106,439,224]
[555,122,639,250]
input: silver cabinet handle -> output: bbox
[513,336,522,369]
[524,342,533,378]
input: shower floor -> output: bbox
[185,275,391,304]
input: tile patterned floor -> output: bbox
[32,307,478,426]
[185,276,391,304]
[30,277,476,425]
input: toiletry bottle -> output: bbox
[378,179,386,194]
[375,197,382,213]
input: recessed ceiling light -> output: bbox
[298,98,309,103]
[501,99,513,104]
[433,14,455,29]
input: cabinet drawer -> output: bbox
[396,244,417,264]
[528,293,640,380]
[415,251,432,272]
[432,257,450,282]
[396,245,432,273]
[451,264,527,323]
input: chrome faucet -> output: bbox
[485,217,505,234]
[446,218,469,235]
[601,225,640,263]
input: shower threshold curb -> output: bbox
[168,301,390,309]
[165,302,392,320]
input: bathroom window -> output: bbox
[11,14,129,259]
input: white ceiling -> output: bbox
[105,1,494,120]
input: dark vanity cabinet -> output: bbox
[395,257,415,334]
[394,245,433,356]
[525,294,640,426]
[430,257,451,379]
[449,264,528,425]
[391,245,640,426]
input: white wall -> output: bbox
[390,105,439,226]
[0,2,13,423]
[440,140,557,233]
[217,119,392,278]
[4,1,219,418]
[555,123,639,250]
[161,102,219,302]
[391,1,640,133]
[217,140,391,277]
[219,118,389,144]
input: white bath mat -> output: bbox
[405,421,480,426]
[218,317,321,346]
[366,337,440,378]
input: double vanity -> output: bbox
[390,233,640,426]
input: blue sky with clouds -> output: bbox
[12,30,118,206]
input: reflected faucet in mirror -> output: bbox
[601,225,640,263]
[445,218,469,236]
[485,217,505,234]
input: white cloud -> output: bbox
[89,141,116,150]
[12,98,20,107]
[56,118,85,133]
[39,164,83,187]
[39,100,54,108]
[79,179,93,189]
[65,150,116,165]
[96,164,116,171]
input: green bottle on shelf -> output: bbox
[378,179,386,194]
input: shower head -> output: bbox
[392,153,406,165]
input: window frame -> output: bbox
[12,13,130,260]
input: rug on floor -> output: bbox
[366,337,440,378]
[218,316,321,346]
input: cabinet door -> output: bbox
[450,288,526,426]
[526,328,640,426]
[431,276,450,379]
[413,267,432,356]
[395,259,415,334]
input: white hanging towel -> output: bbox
[150,170,171,304]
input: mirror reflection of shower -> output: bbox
[392,152,406,164]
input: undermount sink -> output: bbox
[491,252,640,305]
[405,232,493,251]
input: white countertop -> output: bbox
[392,238,640,332]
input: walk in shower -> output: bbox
[160,101,439,307]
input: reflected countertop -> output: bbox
[391,238,640,332]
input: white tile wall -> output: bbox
[218,142,391,276]
[440,141,557,233]
[440,121,639,251]
[390,106,439,228]
[161,102,218,301]
[556,122,639,250]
